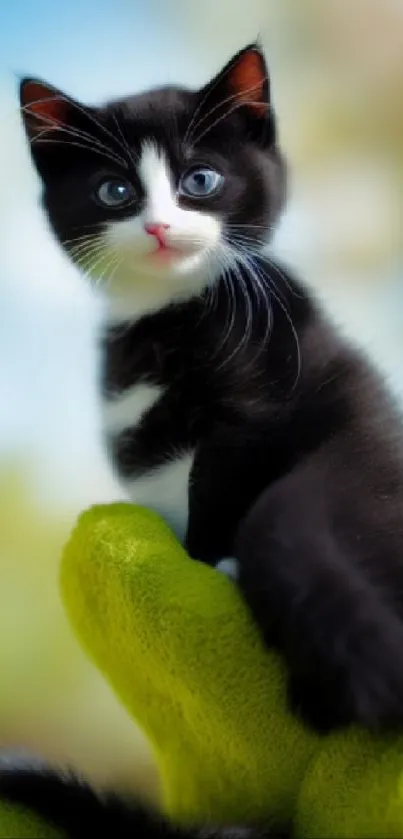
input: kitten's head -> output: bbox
[20,44,286,317]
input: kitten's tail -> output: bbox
[0,762,150,837]
[0,759,289,839]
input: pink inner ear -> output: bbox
[230,51,268,115]
[23,81,66,129]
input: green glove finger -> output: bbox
[60,503,317,826]
[0,801,63,838]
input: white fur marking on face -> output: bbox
[102,141,223,320]
[139,142,176,224]
[102,383,163,435]
[124,452,194,542]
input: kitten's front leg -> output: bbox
[234,467,403,733]
[186,435,264,565]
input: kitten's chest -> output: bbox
[102,380,194,542]
[101,310,221,540]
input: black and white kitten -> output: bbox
[3,43,403,838]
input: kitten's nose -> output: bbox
[144,222,170,247]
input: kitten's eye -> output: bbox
[95,178,135,208]
[179,167,223,198]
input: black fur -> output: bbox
[0,765,288,838]
[13,41,403,837]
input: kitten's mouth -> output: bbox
[147,244,189,264]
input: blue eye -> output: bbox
[179,167,224,198]
[96,178,135,208]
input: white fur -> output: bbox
[101,141,223,321]
[215,557,239,580]
[123,452,193,542]
[103,383,162,435]
[103,381,193,540]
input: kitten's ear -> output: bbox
[19,78,72,141]
[200,43,270,122]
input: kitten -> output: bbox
[2,42,403,838]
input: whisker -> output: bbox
[24,95,132,164]
[184,64,267,146]
[26,110,127,167]
[264,255,304,299]
[93,249,122,290]
[62,233,103,247]
[71,222,108,232]
[22,100,129,168]
[227,233,303,300]
[249,255,301,391]
[31,135,127,169]
[228,223,277,231]
[212,251,237,361]
[70,240,108,271]
[79,244,112,285]
[188,79,268,147]
[191,97,267,148]
[235,251,273,361]
[67,235,103,254]
[112,113,138,169]
[183,55,250,146]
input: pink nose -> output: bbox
[144,222,170,247]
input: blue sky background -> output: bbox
[0,0,194,97]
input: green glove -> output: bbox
[0,800,63,838]
[2,502,403,837]
[61,504,403,837]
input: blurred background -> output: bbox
[0,0,402,801]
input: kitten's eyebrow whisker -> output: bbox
[188,79,267,147]
[183,54,246,146]
[66,96,133,166]
[31,135,126,169]
[111,113,138,169]
[184,46,267,145]
[190,94,267,148]
[23,100,129,169]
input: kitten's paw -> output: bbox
[288,619,403,733]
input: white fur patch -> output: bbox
[102,141,223,321]
[139,143,176,223]
[103,383,162,435]
[103,381,192,540]
[124,452,193,542]
[215,557,239,580]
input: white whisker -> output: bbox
[31,135,127,169]
[186,77,267,147]
[22,99,129,168]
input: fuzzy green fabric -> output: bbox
[0,801,63,838]
[2,502,403,837]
